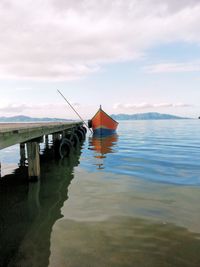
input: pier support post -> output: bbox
[26,141,40,181]
[62,130,68,138]
[20,143,26,166]
[52,133,60,143]
[45,135,49,147]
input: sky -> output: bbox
[0,0,200,119]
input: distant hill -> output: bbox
[111,112,189,120]
[0,115,73,122]
[0,113,190,122]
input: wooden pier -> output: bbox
[0,122,84,180]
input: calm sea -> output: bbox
[0,120,200,267]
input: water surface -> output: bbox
[0,120,200,267]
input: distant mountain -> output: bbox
[0,115,73,122]
[111,112,189,120]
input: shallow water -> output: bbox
[0,120,200,267]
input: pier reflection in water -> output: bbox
[89,134,118,169]
[1,120,200,267]
[0,140,82,267]
[49,121,200,267]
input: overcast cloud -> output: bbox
[0,0,200,80]
[113,102,192,110]
[0,102,81,116]
[144,61,200,73]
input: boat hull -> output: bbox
[93,128,116,136]
[90,108,118,136]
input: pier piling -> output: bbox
[20,143,26,167]
[27,141,40,181]
[0,122,83,180]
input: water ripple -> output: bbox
[82,120,200,186]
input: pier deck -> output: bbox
[0,122,84,179]
[0,122,82,150]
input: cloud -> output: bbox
[0,0,200,80]
[113,102,191,110]
[0,104,30,114]
[144,61,200,73]
[0,102,81,116]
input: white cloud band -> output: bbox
[0,0,200,80]
[144,62,200,73]
[113,102,191,109]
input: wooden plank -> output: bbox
[0,122,82,150]
[26,141,40,180]
[19,143,26,167]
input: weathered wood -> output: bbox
[52,133,60,143]
[19,143,26,166]
[45,135,49,148]
[26,142,40,180]
[45,135,48,143]
[33,136,44,143]
[0,122,83,181]
[0,122,82,150]
[62,130,68,138]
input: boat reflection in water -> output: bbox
[89,134,118,169]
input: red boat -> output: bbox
[88,106,118,136]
